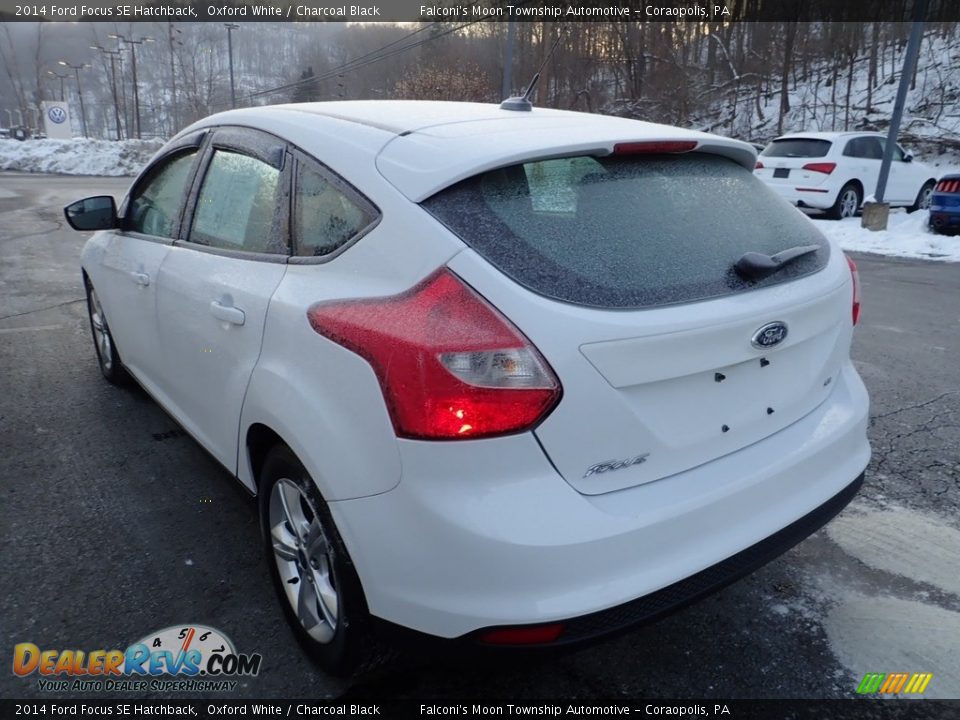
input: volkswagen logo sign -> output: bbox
[752,321,788,349]
[47,106,67,124]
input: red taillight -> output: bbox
[802,162,836,174]
[755,160,765,169]
[936,179,959,193]
[307,269,561,440]
[478,623,564,645]
[846,255,861,326]
[613,141,697,155]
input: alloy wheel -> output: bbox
[840,189,859,218]
[88,288,113,372]
[269,478,339,644]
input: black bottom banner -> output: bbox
[1,700,958,720]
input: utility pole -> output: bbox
[224,24,239,109]
[168,22,183,131]
[863,0,929,231]
[46,70,69,101]
[92,45,124,140]
[116,53,130,137]
[58,60,89,137]
[875,0,927,207]
[109,33,153,139]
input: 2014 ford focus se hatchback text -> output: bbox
[65,101,870,676]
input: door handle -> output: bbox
[130,271,150,286]
[210,300,245,326]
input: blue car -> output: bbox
[929,174,960,235]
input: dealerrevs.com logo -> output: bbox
[12,624,262,693]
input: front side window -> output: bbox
[127,150,197,238]
[293,162,375,257]
[880,140,906,162]
[190,150,283,254]
[862,138,884,159]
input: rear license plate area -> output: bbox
[774,168,790,178]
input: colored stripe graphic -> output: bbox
[856,673,885,694]
[858,672,932,694]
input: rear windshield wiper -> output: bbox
[734,244,820,282]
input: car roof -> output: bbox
[182,101,757,201]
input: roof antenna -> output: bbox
[500,29,565,112]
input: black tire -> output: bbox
[826,182,861,220]
[259,445,382,677]
[84,278,129,385]
[908,180,936,213]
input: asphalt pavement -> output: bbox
[1,172,957,700]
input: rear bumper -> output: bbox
[767,182,836,210]
[330,361,870,640]
[483,471,862,646]
[929,209,960,232]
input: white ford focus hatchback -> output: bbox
[66,101,870,675]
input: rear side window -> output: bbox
[423,153,829,309]
[762,139,832,158]
[843,137,884,159]
[127,150,197,238]
[293,162,376,257]
[190,150,284,254]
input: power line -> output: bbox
[247,19,490,101]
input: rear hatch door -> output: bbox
[428,150,853,495]
[756,137,835,188]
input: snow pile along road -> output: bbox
[0,138,164,176]
[811,210,960,262]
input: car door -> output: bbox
[154,128,290,472]
[881,140,923,204]
[846,136,883,201]
[94,133,206,391]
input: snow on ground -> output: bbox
[0,137,164,176]
[811,209,960,262]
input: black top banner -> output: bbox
[0,0,959,23]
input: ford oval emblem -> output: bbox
[752,321,788,349]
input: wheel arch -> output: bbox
[237,360,402,501]
[246,422,286,494]
[846,178,864,197]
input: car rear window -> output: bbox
[422,153,829,309]
[761,139,832,158]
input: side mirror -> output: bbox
[64,196,118,231]
[903,153,913,163]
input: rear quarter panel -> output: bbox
[237,185,466,500]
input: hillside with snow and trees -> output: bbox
[2,17,960,259]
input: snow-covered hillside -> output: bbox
[686,26,960,159]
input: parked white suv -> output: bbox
[755,131,936,219]
[65,101,870,675]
